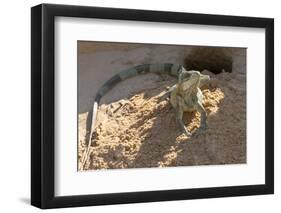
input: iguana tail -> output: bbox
[80,63,183,170]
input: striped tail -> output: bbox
[80,63,183,169]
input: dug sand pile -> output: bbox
[78,70,246,170]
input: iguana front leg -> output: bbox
[158,84,177,101]
[194,102,207,135]
[158,84,177,102]
[176,98,192,137]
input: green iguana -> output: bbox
[80,63,210,169]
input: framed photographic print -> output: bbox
[31,3,274,209]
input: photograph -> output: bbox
[77,41,247,171]
[30,2,274,209]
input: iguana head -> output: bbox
[178,66,210,90]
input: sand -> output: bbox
[78,42,246,171]
[78,70,246,170]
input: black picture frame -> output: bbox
[31,3,274,209]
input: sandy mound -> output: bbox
[78,70,246,170]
